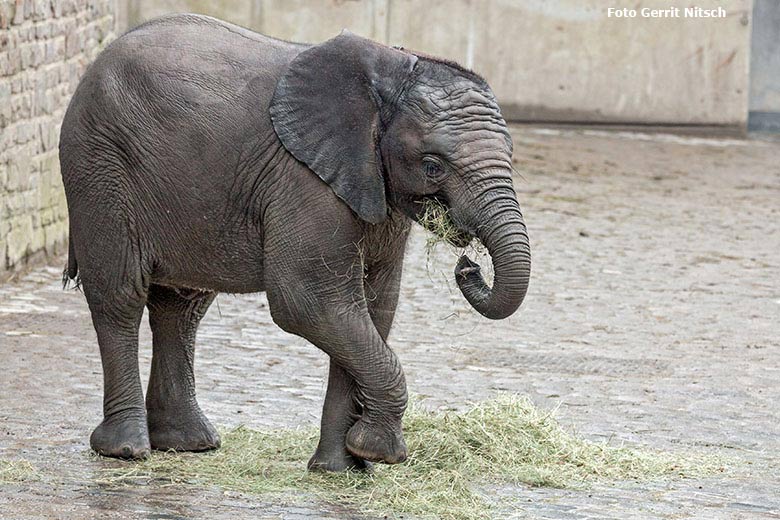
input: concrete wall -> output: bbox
[394,0,752,126]
[0,0,117,275]
[119,0,753,127]
[749,0,780,131]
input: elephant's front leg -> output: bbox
[311,313,408,464]
[334,320,408,464]
[268,281,408,465]
[309,254,406,471]
[308,361,367,471]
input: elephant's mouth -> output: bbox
[415,196,473,248]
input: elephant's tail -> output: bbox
[62,230,80,290]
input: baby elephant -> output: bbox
[60,14,530,471]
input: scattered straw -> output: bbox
[0,460,38,484]
[98,395,725,520]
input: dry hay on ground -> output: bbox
[99,395,726,520]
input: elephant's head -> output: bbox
[271,31,530,320]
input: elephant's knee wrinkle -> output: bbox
[269,306,316,336]
[269,297,364,339]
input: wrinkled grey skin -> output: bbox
[60,14,530,470]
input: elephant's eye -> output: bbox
[422,157,445,179]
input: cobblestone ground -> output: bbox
[1,126,779,519]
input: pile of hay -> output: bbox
[0,460,37,484]
[101,395,724,520]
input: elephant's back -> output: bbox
[62,14,305,139]
[59,13,304,198]
[113,13,307,94]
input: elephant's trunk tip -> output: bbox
[453,188,531,320]
[455,253,527,321]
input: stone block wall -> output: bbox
[0,0,116,276]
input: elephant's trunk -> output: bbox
[454,173,531,320]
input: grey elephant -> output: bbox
[59,13,530,471]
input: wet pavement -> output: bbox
[1,125,779,519]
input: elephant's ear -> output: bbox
[270,31,417,224]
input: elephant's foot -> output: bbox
[147,405,221,452]
[308,444,373,472]
[90,408,151,460]
[346,418,407,464]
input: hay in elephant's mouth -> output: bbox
[0,459,37,484]
[417,198,493,288]
[417,198,474,250]
[97,395,726,520]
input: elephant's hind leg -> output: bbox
[145,284,220,452]
[86,283,151,459]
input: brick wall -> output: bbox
[0,0,116,276]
